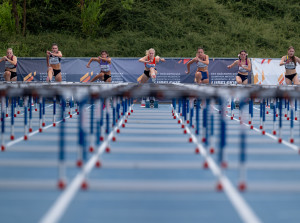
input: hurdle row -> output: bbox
[1,83,299,223]
[1,83,300,190]
[167,85,300,194]
[2,83,300,157]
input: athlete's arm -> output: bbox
[139,56,149,63]
[50,51,62,58]
[86,57,101,68]
[243,59,252,71]
[99,57,111,64]
[9,56,17,66]
[227,60,238,69]
[279,56,286,66]
[156,56,165,63]
[186,57,196,74]
[200,55,209,65]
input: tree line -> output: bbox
[0,0,299,57]
[0,0,134,36]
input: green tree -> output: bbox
[0,1,15,34]
[81,0,106,36]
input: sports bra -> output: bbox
[5,56,17,69]
[238,60,249,73]
[285,56,296,70]
[145,56,156,69]
[100,60,110,72]
[197,56,207,68]
[49,54,61,65]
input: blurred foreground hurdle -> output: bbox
[1,82,300,223]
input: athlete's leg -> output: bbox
[55,73,62,82]
[10,75,17,81]
[195,72,202,84]
[285,77,292,85]
[140,74,150,83]
[4,71,11,81]
[47,67,54,82]
[236,76,242,84]
[137,74,144,83]
[90,73,104,82]
[202,71,209,84]
[242,78,248,85]
[292,74,300,85]
[150,67,157,79]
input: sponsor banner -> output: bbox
[0,57,242,83]
[252,58,300,85]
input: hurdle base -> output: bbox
[238,182,247,192]
[57,180,66,190]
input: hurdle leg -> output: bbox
[195,99,200,135]
[96,100,102,145]
[278,99,282,143]
[209,101,215,154]
[189,98,194,127]
[10,97,15,140]
[58,98,66,189]
[17,97,20,115]
[290,107,294,143]
[1,96,5,151]
[295,99,298,120]
[42,97,46,127]
[230,98,234,119]
[272,100,277,135]
[238,99,247,191]
[219,97,227,169]
[39,97,43,132]
[53,97,56,126]
[76,100,83,167]
[24,97,28,140]
[89,98,95,153]
[262,99,266,135]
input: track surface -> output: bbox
[0,102,300,223]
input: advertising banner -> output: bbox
[252,58,300,85]
[0,57,250,84]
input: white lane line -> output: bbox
[5,113,76,148]
[39,105,132,223]
[4,104,53,120]
[174,107,262,223]
[4,105,92,149]
[213,106,299,152]
[253,106,299,123]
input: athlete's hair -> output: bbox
[197,47,204,51]
[52,43,58,47]
[146,48,155,56]
[287,46,296,66]
[7,48,13,52]
[100,50,109,57]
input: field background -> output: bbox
[0,0,299,58]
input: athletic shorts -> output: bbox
[53,69,61,77]
[237,73,248,82]
[144,68,157,78]
[200,71,208,80]
[285,73,297,82]
[10,71,17,79]
[104,74,111,82]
